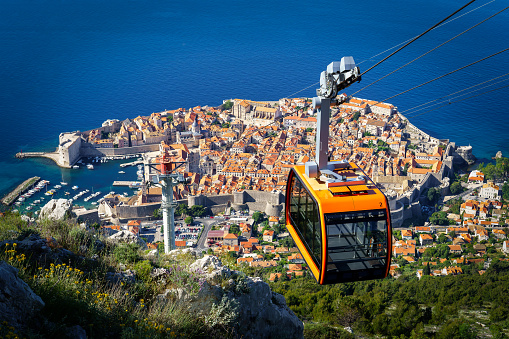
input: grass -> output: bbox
[0,213,233,338]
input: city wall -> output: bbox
[80,143,160,157]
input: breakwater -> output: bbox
[1,176,40,206]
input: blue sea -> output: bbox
[0,0,508,205]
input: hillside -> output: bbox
[0,211,303,338]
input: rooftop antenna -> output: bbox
[307,57,362,185]
[148,151,186,254]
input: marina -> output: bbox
[2,156,142,215]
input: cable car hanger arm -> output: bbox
[307,57,361,177]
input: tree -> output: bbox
[185,216,194,225]
[222,100,233,111]
[189,205,206,217]
[153,208,162,219]
[502,182,509,201]
[252,211,264,224]
[427,188,441,204]
[423,262,431,276]
[352,112,361,121]
[450,182,463,195]
[279,236,295,248]
[176,203,189,217]
[430,211,450,225]
[437,233,448,244]
[229,223,240,235]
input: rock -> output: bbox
[105,269,136,284]
[0,261,45,329]
[496,151,503,158]
[147,249,158,257]
[39,199,73,221]
[163,254,303,339]
[150,267,170,283]
[64,325,87,339]
[0,234,76,266]
[107,230,146,248]
[189,255,231,284]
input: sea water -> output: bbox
[0,0,508,200]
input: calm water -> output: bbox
[0,0,508,202]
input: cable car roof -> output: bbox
[292,162,387,214]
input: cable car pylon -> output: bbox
[149,150,186,254]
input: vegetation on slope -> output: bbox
[0,212,236,338]
[269,262,509,338]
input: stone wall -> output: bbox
[187,190,285,217]
[116,203,161,219]
[80,143,161,157]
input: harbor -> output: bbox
[2,155,143,215]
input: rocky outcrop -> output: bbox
[0,234,76,266]
[0,261,45,329]
[160,253,304,339]
[39,198,74,221]
[107,230,147,248]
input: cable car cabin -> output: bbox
[285,161,392,285]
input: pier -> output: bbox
[15,151,69,168]
[112,181,143,187]
[1,176,40,205]
[119,160,143,168]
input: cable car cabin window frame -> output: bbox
[324,209,388,284]
[288,172,321,268]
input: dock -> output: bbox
[1,176,40,205]
[112,181,143,187]
[119,160,143,168]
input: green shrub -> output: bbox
[134,260,153,282]
[114,243,140,264]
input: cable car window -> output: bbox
[288,174,321,268]
[324,209,388,279]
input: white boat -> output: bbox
[61,182,68,186]
[72,165,79,169]
[54,185,62,189]
[118,171,125,174]
[72,185,78,190]
[87,164,94,170]
[26,206,32,211]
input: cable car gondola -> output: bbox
[285,161,392,284]
[285,57,392,284]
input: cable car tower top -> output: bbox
[308,57,361,181]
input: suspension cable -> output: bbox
[352,5,509,96]
[359,0,477,77]
[357,0,496,66]
[380,48,509,103]
[402,72,509,115]
[404,84,509,119]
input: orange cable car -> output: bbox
[285,57,392,284]
[285,161,392,284]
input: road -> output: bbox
[443,182,483,204]
[194,217,224,252]
[137,216,224,253]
